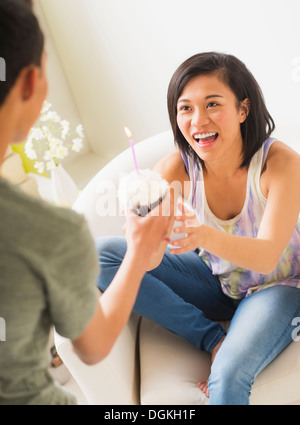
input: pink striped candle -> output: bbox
[124,126,140,175]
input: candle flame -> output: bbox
[124,126,133,139]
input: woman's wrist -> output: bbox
[198,224,208,247]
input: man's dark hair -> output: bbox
[167,52,275,169]
[0,0,44,106]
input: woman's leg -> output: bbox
[96,235,237,353]
[208,285,300,405]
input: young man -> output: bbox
[0,0,172,405]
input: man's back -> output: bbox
[0,178,99,404]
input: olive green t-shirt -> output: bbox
[0,178,99,405]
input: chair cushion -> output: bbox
[250,339,300,405]
[139,317,300,405]
[139,318,210,405]
[55,312,141,405]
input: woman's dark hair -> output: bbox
[167,52,275,169]
[0,0,44,106]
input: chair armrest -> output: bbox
[54,312,141,405]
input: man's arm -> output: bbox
[72,198,173,365]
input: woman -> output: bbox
[97,52,300,405]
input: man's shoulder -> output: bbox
[0,178,86,243]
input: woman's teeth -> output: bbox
[194,132,218,141]
[194,133,218,143]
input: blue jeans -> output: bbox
[96,236,300,405]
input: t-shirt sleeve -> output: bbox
[45,215,100,340]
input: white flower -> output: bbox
[76,124,84,138]
[28,127,45,141]
[26,149,37,160]
[40,111,61,122]
[72,138,83,152]
[24,140,37,160]
[34,161,45,174]
[24,100,85,176]
[41,125,52,140]
[61,120,70,140]
[41,100,52,114]
[49,137,63,149]
[55,145,69,159]
[46,159,56,171]
[43,150,53,161]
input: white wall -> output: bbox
[39,0,300,159]
[34,0,90,165]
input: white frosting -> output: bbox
[118,169,169,212]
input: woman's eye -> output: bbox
[207,102,218,109]
[179,105,192,112]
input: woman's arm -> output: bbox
[170,142,300,274]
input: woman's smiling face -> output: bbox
[176,73,248,165]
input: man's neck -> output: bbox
[0,112,16,170]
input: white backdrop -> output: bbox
[39,0,300,159]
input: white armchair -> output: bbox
[55,130,300,405]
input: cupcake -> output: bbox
[119,169,169,216]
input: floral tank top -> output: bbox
[181,138,300,299]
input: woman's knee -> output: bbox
[95,235,127,264]
[96,236,127,292]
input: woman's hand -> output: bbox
[169,203,203,254]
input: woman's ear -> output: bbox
[239,98,250,123]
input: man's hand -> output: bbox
[124,191,174,269]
